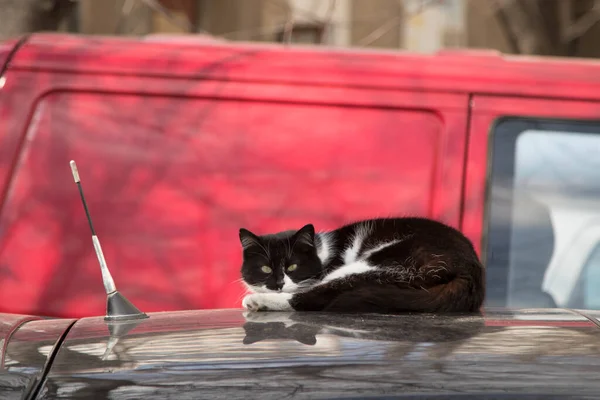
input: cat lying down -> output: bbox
[239,217,485,313]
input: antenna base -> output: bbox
[105,291,149,322]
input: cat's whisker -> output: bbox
[236,292,247,303]
[257,241,270,259]
[286,235,293,259]
[230,277,248,287]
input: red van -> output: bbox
[1,33,600,317]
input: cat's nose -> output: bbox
[267,281,284,291]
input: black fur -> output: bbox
[239,224,322,292]
[239,217,485,313]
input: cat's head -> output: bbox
[238,224,323,293]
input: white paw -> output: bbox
[242,293,293,312]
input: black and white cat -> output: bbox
[239,217,485,313]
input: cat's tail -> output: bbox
[291,263,485,313]
[390,270,484,313]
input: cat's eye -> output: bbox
[261,265,272,273]
[287,264,298,272]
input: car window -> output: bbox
[485,118,600,309]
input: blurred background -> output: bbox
[3,0,600,57]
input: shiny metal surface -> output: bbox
[0,313,38,399]
[575,309,600,327]
[34,308,600,399]
[0,313,36,357]
[1,317,74,400]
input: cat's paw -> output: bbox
[242,293,293,312]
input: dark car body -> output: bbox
[2,308,600,399]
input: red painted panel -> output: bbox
[11,33,600,101]
[0,72,468,317]
[463,96,600,254]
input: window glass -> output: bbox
[486,119,600,310]
[568,243,600,309]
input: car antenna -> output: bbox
[70,160,148,321]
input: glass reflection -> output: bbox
[508,129,600,309]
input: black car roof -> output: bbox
[16,307,600,399]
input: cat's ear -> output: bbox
[239,228,261,250]
[293,224,315,247]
